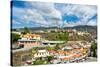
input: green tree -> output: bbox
[23,27,30,34]
[47,56,54,61]
[54,44,61,51]
[11,33,21,43]
[91,42,97,57]
[33,60,46,65]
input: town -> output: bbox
[11,28,97,66]
[11,1,97,66]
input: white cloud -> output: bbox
[26,2,62,27]
[12,2,63,27]
[56,4,97,25]
[29,2,62,19]
[24,9,48,25]
[87,19,97,26]
[12,19,21,25]
[12,6,49,26]
[12,2,97,28]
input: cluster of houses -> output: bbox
[18,34,41,48]
[12,30,92,65]
[38,42,90,64]
[23,47,89,64]
[17,33,65,48]
[50,48,88,63]
[30,41,90,64]
[16,29,91,49]
[66,29,91,36]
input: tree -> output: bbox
[11,33,21,43]
[90,42,97,57]
[23,27,30,34]
[33,60,45,65]
[54,44,60,51]
[46,46,53,51]
[47,56,54,61]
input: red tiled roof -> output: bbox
[49,50,57,54]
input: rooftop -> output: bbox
[42,41,65,43]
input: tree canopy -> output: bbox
[11,33,21,43]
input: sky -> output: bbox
[11,1,97,28]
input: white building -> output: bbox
[42,41,65,46]
[21,33,41,40]
[77,32,85,36]
[12,31,21,35]
[34,50,50,58]
[77,31,90,36]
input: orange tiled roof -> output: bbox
[62,57,69,60]
[58,51,70,55]
[49,50,57,53]
[73,54,81,57]
[23,34,41,38]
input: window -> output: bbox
[20,44,24,48]
[43,43,48,45]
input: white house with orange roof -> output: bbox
[34,50,50,58]
[18,33,41,48]
[21,33,41,40]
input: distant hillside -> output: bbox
[64,25,97,32]
[12,25,97,33]
[11,27,58,32]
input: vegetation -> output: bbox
[90,42,97,57]
[41,31,92,42]
[68,34,92,41]
[22,27,30,34]
[34,60,46,65]
[54,44,61,51]
[47,56,54,62]
[11,33,21,43]
[46,46,54,51]
[33,57,48,65]
[33,56,54,65]
[43,32,69,41]
[12,50,32,66]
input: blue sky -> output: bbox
[11,1,97,28]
